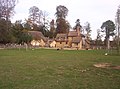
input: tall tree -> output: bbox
[96,29,103,48]
[29,6,49,33]
[96,29,101,40]
[56,18,69,33]
[55,5,68,19]
[49,19,56,38]
[0,18,13,43]
[101,20,115,50]
[42,10,49,34]
[37,10,43,25]
[29,6,39,23]
[0,0,18,43]
[116,5,120,54]
[0,0,18,20]
[29,6,40,29]
[84,22,92,40]
[55,5,69,34]
[42,11,49,27]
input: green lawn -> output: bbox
[0,49,120,89]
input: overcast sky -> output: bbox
[11,0,120,39]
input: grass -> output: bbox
[0,48,120,89]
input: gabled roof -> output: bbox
[56,33,67,38]
[68,31,78,37]
[72,37,82,43]
[85,39,90,44]
[48,39,56,43]
[55,39,68,42]
[55,33,68,42]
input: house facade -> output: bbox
[49,39,56,48]
[55,24,90,50]
[55,34,68,49]
[27,26,90,49]
[28,31,48,47]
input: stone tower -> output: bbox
[75,19,82,36]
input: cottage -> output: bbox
[55,23,90,49]
[72,37,82,49]
[49,39,56,48]
[68,31,78,47]
[55,34,68,49]
[28,31,48,47]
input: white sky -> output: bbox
[11,0,120,39]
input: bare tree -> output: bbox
[96,29,103,49]
[42,10,49,31]
[116,5,120,54]
[0,0,18,20]
[0,0,18,43]
[29,6,49,31]
[37,10,43,25]
[29,6,40,26]
[84,22,92,40]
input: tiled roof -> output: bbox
[55,32,85,42]
[72,37,82,43]
[55,33,68,42]
[56,34,67,38]
[68,31,78,37]
[55,39,68,42]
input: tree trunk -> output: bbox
[106,37,110,52]
[107,38,110,50]
[117,25,120,54]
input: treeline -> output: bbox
[0,0,71,44]
[0,0,120,53]
[0,2,80,44]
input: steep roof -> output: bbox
[56,34,67,38]
[55,33,68,42]
[28,31,48,42]
[68,31,78,37]
[85,39,90,44]
[72,37,82,43]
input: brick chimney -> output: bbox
[76,25,81,36]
